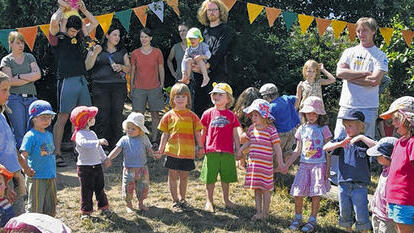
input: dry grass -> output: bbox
[55,154,354,233]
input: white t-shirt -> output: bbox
[337,45,388,108]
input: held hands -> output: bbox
[235,150,244,161]
[23,167,36,177]
[196,147,205,159]
[104,158,112,168]
[274,163,288,174]
[99,138,109,146]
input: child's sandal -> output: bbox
[288,218,302,230]
[301,221,316,233]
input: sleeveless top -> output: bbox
[299,79,323,109]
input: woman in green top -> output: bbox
[0,31,41,148]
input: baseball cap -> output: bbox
[338,110,365,122]
[259,83,278,96]
[209,82,233,95]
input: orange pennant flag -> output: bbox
[96,13,114,35]
[17,26,38,51]
[331,20,347,39]
[315,18,330,37]
[247,3,264,24]
[347,23,356,41]
[166,0,180,16]
[379,27,394,45]
[221,0,236,11]
[298,14,314,35]
[401,30,414,47]
[133,5,148,27]
[39,24,51,42]
[265,7,281,27]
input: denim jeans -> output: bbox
[6,94,37,148]
[338,182,371,231]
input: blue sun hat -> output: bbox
[27,100,56,129]
[186,27,203,46]
[367,137,398,160]
[243,99,274,120]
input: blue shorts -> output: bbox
[388,203,414,225]
[57,76,91,113]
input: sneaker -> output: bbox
[171,201,182,212]
[56,155,67,167]
[80,214,91,220]
[179,200,192,210]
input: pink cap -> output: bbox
[70,106,98,141]
[299,96,326,115]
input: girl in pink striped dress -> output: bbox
[237,99,286,220]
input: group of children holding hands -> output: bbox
[1,49,413,232]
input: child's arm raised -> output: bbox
[57,0,71,10]
[77,0,98,35]
[17,151,35,177]
[319,63,336,85]
[323,137,351,152]
[350,134,376,147]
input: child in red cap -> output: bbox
[70,106,112,220]
[0,165,14,227]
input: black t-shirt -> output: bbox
[91,48,127,84]
[50,32,87,79]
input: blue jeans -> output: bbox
[6,94,37,148]
[338,182,371,231]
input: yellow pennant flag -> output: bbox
[265,7,281,27]
[96,13,114,35]
[315,18,330,37]
[298,14,314,35]
[401,30,414,47]
[331,20,347,39]
[17,26,38,51]
[222,0,236,11]
[347,23,356,41]
[247,3,264,24]
[379,27,394,45]
[39,24,51,42]
[133,5,148,27]
[166,0,180,16]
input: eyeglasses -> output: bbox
[207,8,219,13]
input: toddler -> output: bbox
[0,165,14,227]
[57,0,87,36]
[106,112,156,212]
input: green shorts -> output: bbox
[200,152,237,184]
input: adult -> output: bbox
[194,0,234,116]
[49,1,98,166]
[85,25,130,147]
[1,31,41,148]
[130,28,165,144]
[331,17,388,183]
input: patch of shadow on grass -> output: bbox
[88,211,154,233]
[56,172,79,190]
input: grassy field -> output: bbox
[54,153,359,233]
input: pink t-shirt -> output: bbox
[386,136,414,206]
[130,48,164,90]
[201,107,240,154]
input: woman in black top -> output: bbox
[85,25,130,147]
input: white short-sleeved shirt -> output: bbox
[337,45,388,108]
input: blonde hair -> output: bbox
[343,120,365,134]
[393,111,414,138]
[8,31,25,51]
[225,93,234,109]
[356,17,378,33]
[169,83,191,109]
[302,60,321,81]
[0,72,11,114]
[197,0,229,26]
[123,122,144,135]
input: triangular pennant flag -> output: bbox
[247,3,264,24]
[401,30,414,47]
[379,27,394,45]
[17,26,38,51]
[133,5,148,27]
[282,11,298,31]
[331,20,347,39]
[265,7,281,27]
[298,14,314,34]
[166,0,179,16]
[221,0,236,11]
[315,18,330,37]
[347,23,356,41]
[0,29,15,51]
[96,13,114,35]
[115,9,132,33]
[39,24,51,42]
[148,1,164,22]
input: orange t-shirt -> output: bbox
[131,48,164,90]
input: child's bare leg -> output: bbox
[197,60,210,87]
[168,169,179,203]
[180,58,192,84]
[262,190,271,218]
[178,171,189,201]
[138,187,149,211]
[205,183,215,212]
[253,190,262,219]
[221,182,235,208]
[294,196,304,215]
[310,196,320,219]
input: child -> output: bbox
[105,112,156,212]
[379,96,414,233]
[180,27,211,87]
[0,165,15,227]
[323,110,371,232]
[199,82,240,212]
[0,72,26,216]
[157,83,203,211]
[237,99,285,220]
[295,60,336,110]
[19,100,57,217]
[365,137,397,233]
[70,106,112,219]
[287,96,332,232]
[57,0,87,36]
